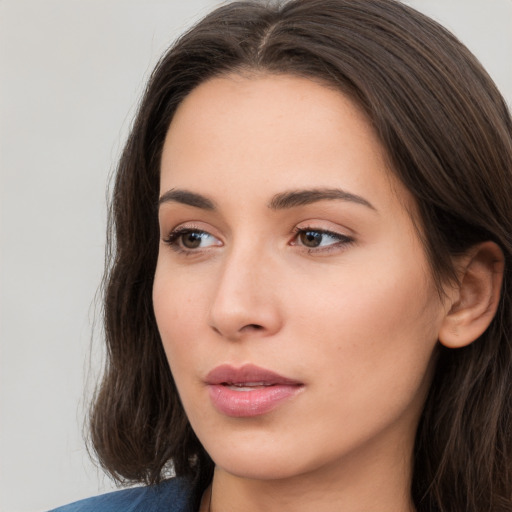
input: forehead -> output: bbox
[160,73,415,216]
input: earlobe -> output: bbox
[438,241,505,349]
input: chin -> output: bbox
[214,454,305,482]
[202,435,306,481]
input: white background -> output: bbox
[1,1,511,511]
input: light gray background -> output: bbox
[1,1,511,511]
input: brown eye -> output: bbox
[164,228,221,252]
[293,228,354,250]
[299,231,323,248]
[181,231,204,249]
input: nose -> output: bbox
[208,246,283,341]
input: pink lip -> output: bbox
[205,364,304,418]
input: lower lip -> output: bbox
[208,384,302,417]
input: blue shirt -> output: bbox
[48,477,200,512]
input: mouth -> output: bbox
[205,364,304,417]
[223,382,277,391]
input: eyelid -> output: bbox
[161,220,220,239]
[160,219,355,255]
[290,224,355,253]
[162,223,223,253]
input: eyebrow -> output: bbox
[268,188,376,211]
[158,189,215,210]
[158,187,376,212]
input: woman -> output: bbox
[51,0,512,511]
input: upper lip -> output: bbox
[205,364,303,386]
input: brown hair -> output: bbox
[90,1,512,510]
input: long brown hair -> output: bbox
[90,1,512,510]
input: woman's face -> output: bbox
[153,74,449,484]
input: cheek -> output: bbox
[152,260,213,378]
[287,270,440,450]
[289,251,442,392]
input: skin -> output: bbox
[153,74,454,512]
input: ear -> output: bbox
[439,241,504,349]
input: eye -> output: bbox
[163,228,221,252]
[292,227,354,250]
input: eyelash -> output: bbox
[162,227,217,254]
[291,226,355,253]
[162,226,355,254]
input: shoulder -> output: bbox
[48,477,197,512]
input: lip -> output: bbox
[205,364,304,417]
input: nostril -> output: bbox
[209,323,263,337]
[243,324,263,331]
